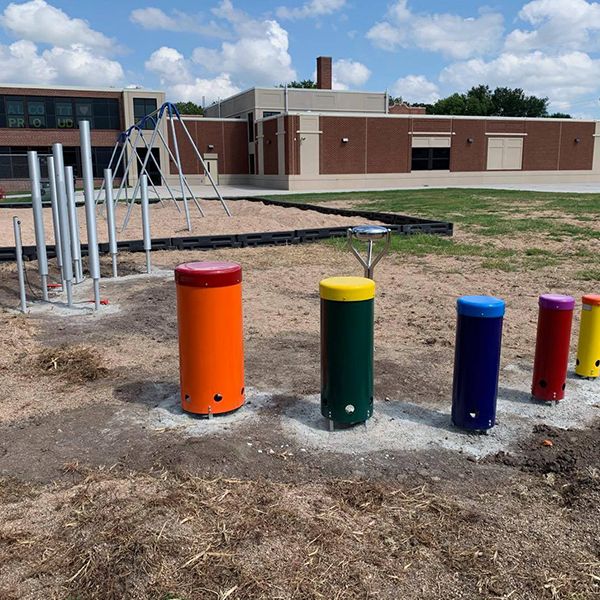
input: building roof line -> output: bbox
[283,110,596,123]
[0,83,164,94]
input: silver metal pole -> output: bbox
[47,156,64,282]
[79,120,101,310]
[153,124,202,215]
[137,129,180,210]
[52,144,74,307]
[13,217,27,313]
[177,113,232,217]
[65,166,83,284]
[167,109,192,231]
[122,122,161,231]
[127,136,165,207]
[114,128,142,206]
[140,175,152,273]
[28,151,48,301]
[104,169,118,278]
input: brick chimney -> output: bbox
[316,56,332,90]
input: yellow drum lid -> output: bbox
[320,276,375,302]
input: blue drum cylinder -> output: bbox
[451,296,505,431]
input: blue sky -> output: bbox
[1,0,600,116]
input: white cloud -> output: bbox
[505,0,600,52]
[145,46,240,104]
[331,59,371,90]
[191,2,295,87]
[365,22,405,51]
[441,51,600,111]
[0,40,55,84]
[366,1,504,59]
[0,39,124,86]
[142,1,296,100]
[276,0,346,20]
[42,44,124,86]
[129,7,230,38]
[1,0,114,51]
[391,75,440,104]
[0,1,125,87]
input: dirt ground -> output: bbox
[1,198,384,246]
[0,200,599,599]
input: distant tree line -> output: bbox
[177,83,571,119]
[391,85,571,119]
[278,80,317,89]
[175,101,204,115]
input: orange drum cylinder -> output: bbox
[175,261,244,416]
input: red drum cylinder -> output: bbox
[531,294,575,402]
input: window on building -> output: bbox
[249,153,255,175]
[0,95,121,130]
[133,98,158,129]
[55,100,74,129]
[411,147,450,171]
[6,98,25,128]
[26,100,46,128]
[0,145,122,181]
[247,112,254,142]
[263,111,280,118]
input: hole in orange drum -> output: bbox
[214,393,223,402]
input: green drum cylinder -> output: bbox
[320,276,375,425]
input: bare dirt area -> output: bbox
[0,199,599,599]
[1,198,384,246]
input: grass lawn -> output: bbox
[268,188,600,279]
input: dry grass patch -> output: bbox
[0,471,598,599]
[35,344,108,383]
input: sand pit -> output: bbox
[3,199,385,247]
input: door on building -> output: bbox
[299,115,320,175]
[136,147,162,185]
[203,154,219,185]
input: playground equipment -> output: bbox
[27,151,49,301]
[47,156,63,283]
[531,294,574,402]
[52,143,74,307]
[80,120,101,311]
[320,276,375,430]
[347,225,391,279]
[576,294,600,379]
[104,168,119,278]
[175,261,244,417]
[98,102,232,233]
[65,165,83,284]
[140,174,152,274]
[12,216,26,313]
[452,296,505,432]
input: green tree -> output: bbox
[429,92,467,115]
[175,101,204,115]
[279,79,317,88]
[549,112,572,119]
[427,85,563,118]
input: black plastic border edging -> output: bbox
[0,197,453,262]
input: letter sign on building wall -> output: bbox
[487,137,523,170]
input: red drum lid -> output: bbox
[175,261,242,288]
